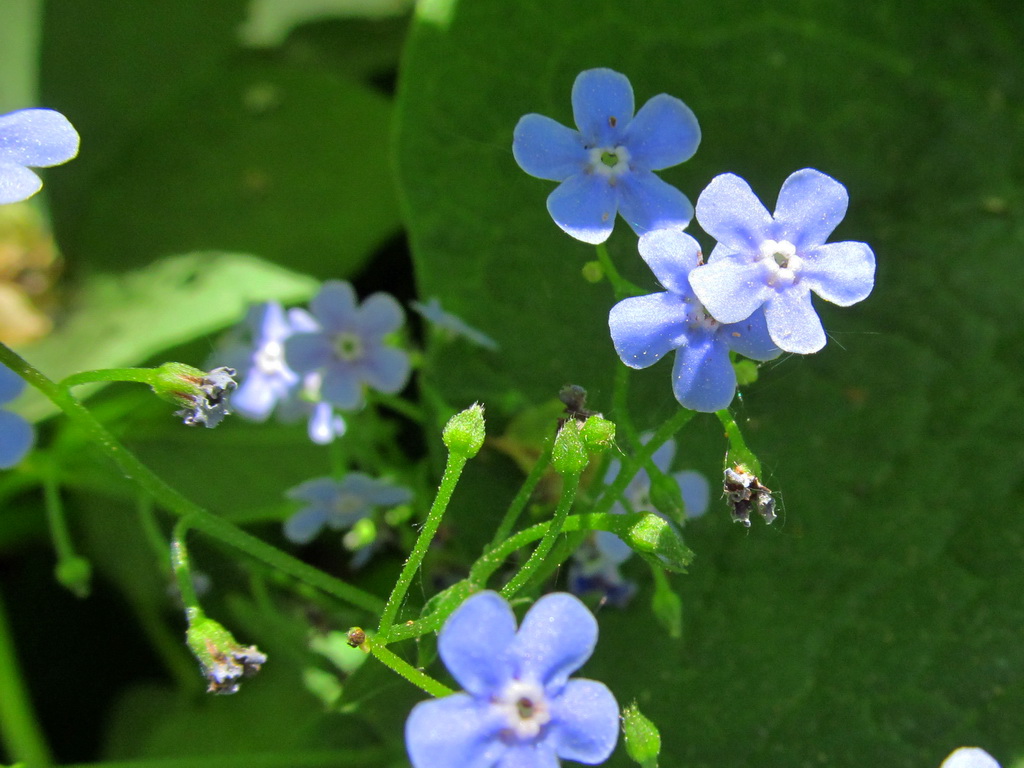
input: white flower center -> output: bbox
[334,332,364,362]
[683,295,720,333]
[254,340,288,376]
[495,679,551,739]
[588,145,630,178]
[758,239,803,287]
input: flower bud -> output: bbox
[551,420,588,476]
[185,612,266,694]
[55,556,92,598]
[622,702,661,768]
[622,513,694,573]
[442,403,486,458]
[151,363,237,428]
[579,415,615,454]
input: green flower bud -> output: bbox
[622,702,662,768]
[551,420,588,476]
[185,612,266,694]
[442,403,486,458]
[581,260,604,283]
[150,362,237,428]
[579,415,616,454]
[55,556,92,599]
[622,513,694,573]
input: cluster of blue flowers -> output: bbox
[514,68,876,411]
[0,107,80,468]
[217,280,411,444]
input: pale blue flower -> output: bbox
[513,68,700,244]
[609,228,781,412]
[0,109,80,204]
[940,748,1001,768]
[0,363,34,468]
[411,297,499,351]
[285,281,410,410]
[405,591,619,768]
[283,473,412,544]
[688,169,876,354]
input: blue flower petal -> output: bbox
[695,173,773,251]
[287,477,342,505]
[763,288,826,354]
[512,593,596,690]
[283,504,330,544]
[0,162,43,205]
[623,93,700,170]
[284,332,333,374]
[801,241,876,306]
[321,362,364,409]
[676,470,711,518]
[571,68,633,146]
[308,401,346,444]
[617,169,694,235]
[0,109,80,168]
[0,410,34,469]
[512,114,587,182]
[721,307,782,361]
[497,742,559,768]
[594,530,633,565]
[670,331,737,412]
[0,364,24,404]
[688,258,771,324]
[309,281,359,332]
[772,168,849,250]
[637,228,701,294]
[546,173,618,244]
[358,293,405,336]
[549,679,619,764]
[362,346,410,395]
[609,293,691,370]
[405,694,506,768]
[439,592,518,696]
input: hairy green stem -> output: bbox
[716,408,761,474]
[170,518,201,614]
[59,367,158,391]
[378,451,468,636]
[595,242,644,298]
[368,640,452,697]
[0,343,383,615]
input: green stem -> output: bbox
[613,362,640,450]
[135,494,171,574]
[500,471,581,598]
[368,640,452,697]
[59,749,389,768]
[715,408,761,475]
[369,391,427,424]
[595,242,644,299]
[40,469,75,562]
[0,588,52,767]
[0,343,384,615]
[489,438,553,546]
[59,367,158,391]
[378,451,468,636]
[170,518,201,613]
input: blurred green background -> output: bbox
[1,1,1022,767]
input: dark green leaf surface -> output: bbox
[395,1,1024,766]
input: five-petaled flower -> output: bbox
[0,109,80,204]
[609,228,781,412]
[940,748,1001,768]
[688,169,876,354]
[285,281,410,410]
[0,363,34,469]
[405,590,619,768]
[513,68,700,244]
[283,473,412,545]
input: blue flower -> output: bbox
[571,437,709,606]
[285,281,410,410]
[608,228,781,412]
[411,297,499,351]
[940,748,1001,768]
[283,473,412,545]
[513,68,700,244]
[0,363,34,468]
[405,591,619,768]
[0,109,80,204]
[688,169,876,354]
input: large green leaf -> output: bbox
[395,1,1024,766]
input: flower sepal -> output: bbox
[620,512,694,573]
[185,610,267,695]
[150,362,237,428]
[622,702,662,768]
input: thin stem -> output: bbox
[59,367,158,391]
[0,588,52,767]
[612,362,640,451]
[136,494,172,574]
[500,471,581,598]
[40,469,75,562]
[595,242,644,299]
[369,390,427,424]
[489,438,553,546]
[0,343,384,615]
[715,408,761,475]
[170,518,201,614]
[378,451,468,636]
[367,639,452,698]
